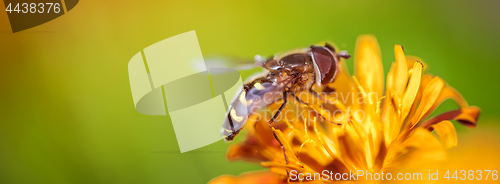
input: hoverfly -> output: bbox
[219,43,350,172]
[221,43,350,141]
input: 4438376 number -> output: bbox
[5,3,61,14]
[444,170,498,180]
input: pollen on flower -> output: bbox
[209,35,480,184]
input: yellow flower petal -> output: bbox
[393,45,408,103]
[354,35,384,100]
[226,137,273,162]
[209,171,286,184]
[337,121,368,170]
[272,128,302,166]
[387,128,447,169]
[419,106,480,129]
[406,76,445,130]
[406,56,426,72]
[429,120,457,149]
[408,78,479,131]
[401,61,423,122]
[405,74,433,124]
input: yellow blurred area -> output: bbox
[385,121,500,184]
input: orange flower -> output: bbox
[210,35,480,183]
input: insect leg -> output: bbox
[292,92,341,125]
[309,88,323,99]
[268,91,290,177]
[269,92,288,124]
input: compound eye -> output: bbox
[310,46,338,85]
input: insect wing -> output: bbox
[194,56,263,74]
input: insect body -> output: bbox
[221,44,351,142]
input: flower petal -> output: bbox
[401,61,423,122]
[429,120,458,149]
[405,74,434,125]
[208,171,286,184]
[381,63,398,142]
[354,35,384,99]
[386,128,447,169]
[406,56,426,72]
[226,137,272,162]
[372,137,387,171]
[407,77,480,130]
[393,45,408,103]
[419,106,480,129]
[406,76,445,130]
[337,121,368,170]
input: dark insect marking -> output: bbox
[227,111,236,132]
[244,78,272,92]
[225,129,240,142]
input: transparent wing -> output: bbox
[192,55,268,74]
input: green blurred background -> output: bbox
[1,0,499,183]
